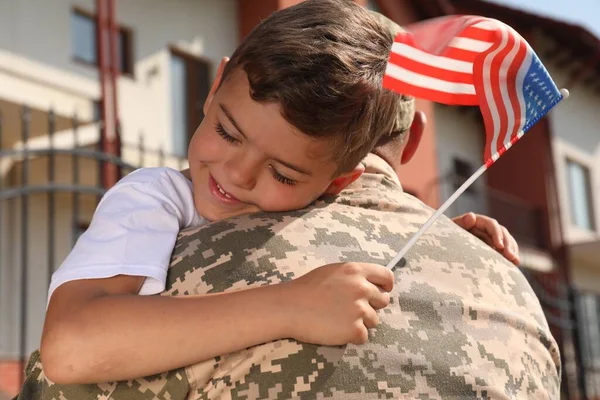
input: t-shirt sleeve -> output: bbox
[48,167,202,302]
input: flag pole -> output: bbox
[386,88,570,270]
[385,164,487,269]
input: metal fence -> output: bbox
[0,105,185,392]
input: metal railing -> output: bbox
[0,105,185,393]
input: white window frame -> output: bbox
[553,138,600,243]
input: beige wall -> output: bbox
[545,61,600,292]
[0,0,238,154]
[0,0,236,357]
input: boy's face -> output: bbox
[187,61,362,222]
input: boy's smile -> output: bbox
[186,60,363,222]
[208,174,242,205]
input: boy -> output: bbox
[41,0,517,385]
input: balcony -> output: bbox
[442,174,547,251]
[486,187,546,249]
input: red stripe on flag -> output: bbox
[459,26,495,42]
[491,32,527,155]
[489,31,515,156]
[388,52,474,85]
[506,39,528,142]
[442,47,479,63]
[474,39,502,163]
[382,75,478,105]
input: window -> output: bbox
[72,10,96,65]
[71,9,134,75]
[117,27,133,75]
[170,50,211,156]
[92,100,101,121]
[566,158,595,231]
[453,158,475,194]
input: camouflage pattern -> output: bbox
[15,154,560,399]
[15,350,189,399]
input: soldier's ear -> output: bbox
[324,163,366,195]
[203,57,229,115]
[400,111,426,165]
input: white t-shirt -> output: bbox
[48,167,206,302]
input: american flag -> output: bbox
[382,15,565,167]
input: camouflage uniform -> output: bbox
[16,153,560,399]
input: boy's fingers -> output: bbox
[490,221,504,249]
[364,264,394,292]
[369,287,391,310]
[462,214,504,250]
[502,226,520,265]
[463,212,477,228]
[502,226,513,253]
[471,222,521,265]
[453,212,476,230]
[350,323,369,345]
[472,217,504,249]
[362,304,380,329]
[504,248,520,265]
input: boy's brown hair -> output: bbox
[221,0,413,173]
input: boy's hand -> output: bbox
[286,262,394,346]
[452,212,520,265]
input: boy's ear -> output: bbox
[203,57,229,115]
[324,162,366,195]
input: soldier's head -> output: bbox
[367,11,425,174]
[186,0,412,221]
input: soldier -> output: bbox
[17,104,558,399]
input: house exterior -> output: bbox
[372,1,600,398]
[0,0,239,396]
[0,0,598,398]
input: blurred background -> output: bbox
[0,0,598,398]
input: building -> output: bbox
[0,0,597,398]
[0,0,238,395]
[372,0,600,398]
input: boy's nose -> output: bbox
[223,157,257,191]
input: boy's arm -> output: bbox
[41,274,291,384]
[42,262,393,384]
[41,167,393,384]
[41,168,298,384]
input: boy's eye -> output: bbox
[269,165,297,186]
[214,122,238,144]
